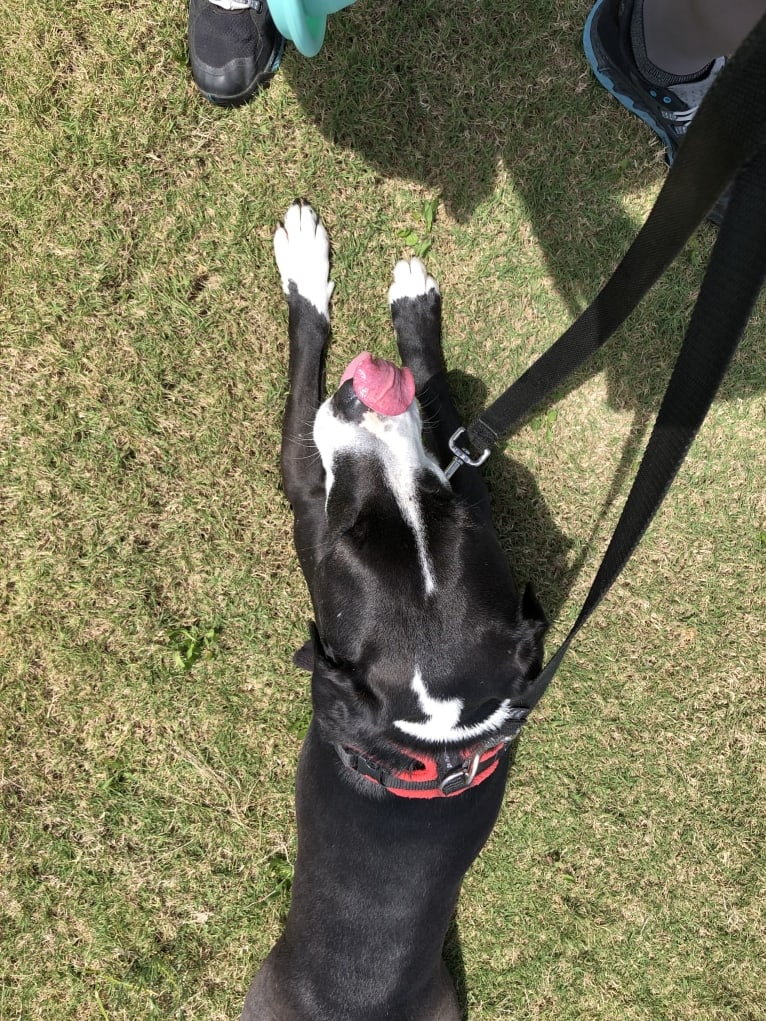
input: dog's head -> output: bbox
[305,353,547,762]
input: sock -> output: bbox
[630,0,714,88]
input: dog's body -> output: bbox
[241,204,546,1021]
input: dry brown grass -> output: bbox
[2,2,765,1019]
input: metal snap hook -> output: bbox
[463,751,481,786]
[444,427,490,479]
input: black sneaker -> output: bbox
[188,0,285,107]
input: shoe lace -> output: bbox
[208,0,262,11]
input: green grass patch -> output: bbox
[2,2,764,1019]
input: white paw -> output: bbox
[274,202,334,318]
[388,258,439,305]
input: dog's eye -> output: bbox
[346,516,371,544]
[352,678,380,709]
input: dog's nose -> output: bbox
[331,378,367,423]
[340,352,415,416]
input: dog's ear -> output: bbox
[308,624,380,733]
[293,634,314,672]
[512,583,548,679]
[521,582,547,629]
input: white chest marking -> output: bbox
[394,669,515,744]
[378,445,436,597]
[313,402,442,596]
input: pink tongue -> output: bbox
[340,352,416,416]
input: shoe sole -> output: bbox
[583,0,674,161]
[200,34,285,107]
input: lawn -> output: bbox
[1,2,764,1019]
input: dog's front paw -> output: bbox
[388,258,440,306]
[274,202,334,318]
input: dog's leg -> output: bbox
[388,257,448,382]
[389,258,491,517]
[274,202,335,584]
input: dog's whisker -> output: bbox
[284,438,320,454]
[416,391,441,411]
[289,452,323,467]
[283,430,320,449]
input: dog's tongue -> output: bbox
[340,352,415,416]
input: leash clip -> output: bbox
[439,750,481,795]
[444,427,490,480]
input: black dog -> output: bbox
[241,203,547,1021]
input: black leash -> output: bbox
[447,16,766,718]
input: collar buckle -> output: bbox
[438,750,481,795]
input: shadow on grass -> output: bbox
[281,0,765,388]
[446,370,576,622]
[282,0,764,621]
[283,0,644,317]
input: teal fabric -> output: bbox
[269,0,355,57]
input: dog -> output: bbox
[241,202,547,1021]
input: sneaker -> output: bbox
[583,0,729,223]
[188,0,285,107]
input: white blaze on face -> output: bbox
[313,400,447,596]
[394,669,514,744]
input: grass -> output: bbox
[1,1,764,1019]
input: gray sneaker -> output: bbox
[583,0,728,223]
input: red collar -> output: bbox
[334,738,511,799]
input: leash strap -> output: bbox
[455,16,766,713]
[462,13,766,460]
[518,140,766,713]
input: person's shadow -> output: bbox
[283,0,654,318]
[281,0,764,619]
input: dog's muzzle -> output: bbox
[339,352,415,417]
